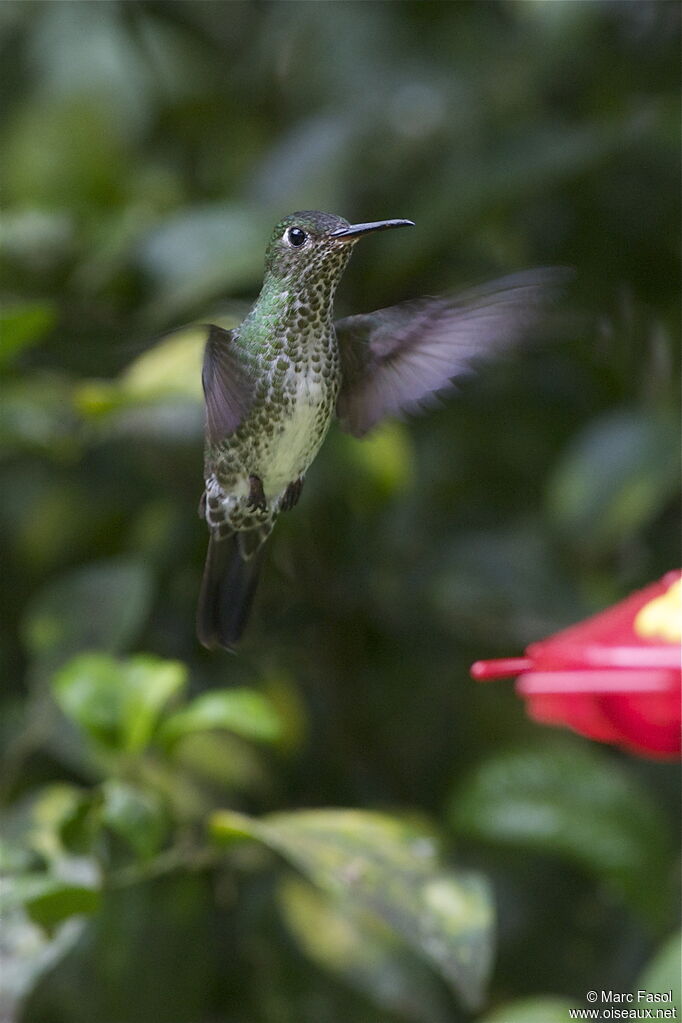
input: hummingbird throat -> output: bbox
[261,240,355,333]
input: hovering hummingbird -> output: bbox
[198,210,562,650]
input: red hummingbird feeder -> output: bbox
[471,571,681,759]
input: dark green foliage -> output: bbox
[1,2,679,1021]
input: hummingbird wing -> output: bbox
[335,268,568,437]
[202,325,254,442]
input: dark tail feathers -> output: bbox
[197,533,264,650]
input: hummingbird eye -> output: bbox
[285,227,307,248]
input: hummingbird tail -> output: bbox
[197,532,264,650]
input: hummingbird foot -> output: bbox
[247,474,267,512]
[281,477,304,512]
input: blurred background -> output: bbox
[1,2,680,1021]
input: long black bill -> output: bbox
[331,218,415,240]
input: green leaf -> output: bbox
[52,653,186,753]
[0,302,56,368]
[52,654,125,750]
[171,731,271,795]
[546,410,679,552]
[119,327,205,402]
[449,740,673,925]
[160,688,281,746]
[29,784,88,863]
[480,997,581,1023]
[636,931,681,1018]
[58,794,101,857]
[27,882,101,931]
[116,658,187,754]
[101,781,168,860]
[278,876,450,1023]
[210,808,493,1010]
[0,873,100,930]
[74,326,211,421]
[22,558,153,672]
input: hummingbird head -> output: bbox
[263,211,414,297]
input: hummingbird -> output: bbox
[197,210,562,650]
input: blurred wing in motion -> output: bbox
[335,268,570,437]
[202,325,254,443]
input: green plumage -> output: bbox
[198,212,362,648]
[197,210,564,649]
